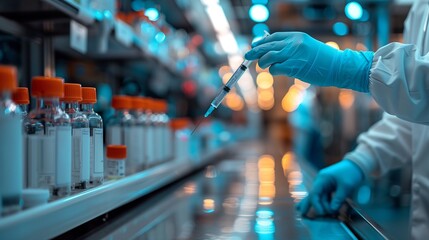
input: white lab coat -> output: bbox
[345,0,429,239]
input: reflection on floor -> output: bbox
[83,141,356,240]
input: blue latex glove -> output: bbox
[245,32,374,92]
[297,160,364,216]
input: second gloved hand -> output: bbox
[245,32,374,92]
[297,160,364,216]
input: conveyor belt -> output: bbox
[59,141,389,239]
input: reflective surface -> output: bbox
[83,141,356,240]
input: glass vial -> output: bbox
[129,97,145,173]
[12,87,29,190]
[12,87,29,119]
[0,65,23,215]
[151,100,162,166]
[81,87,104,186]
[144,98,155,168]
[106,96,134,174]
[25,76,72,197]
[106,145,126,180]
[159,100,172,162]
[61,83,90,190]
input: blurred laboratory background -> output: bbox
[0,0,413,239]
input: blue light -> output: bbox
[131,0,145,11]
[360,9,370,21]
[249,4,270,23]
[145,8,160,21]
[155,32,166,43]
[252,23,270,37]
[333,22,349,36]
[345,2,363,20]
[94,11,103,21]
[103,10,112,19]
[252,0,268,4]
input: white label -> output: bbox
[107,126,121,144]
[154,127,162,162]
[146,126,155,165]
[72,128,90,184]
[165,127,173,160]
[0,118,23,197]
[23,133,27,188]
[55,126,72,187]
[106,160,125,179]
[115,20,133,46]
[70,20,88,53]
[91,128,104,181]
[129,126,144,167]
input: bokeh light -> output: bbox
[345,2,363,20]
[249,4,270,22]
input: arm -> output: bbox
[245,32,429,124]
[370,43,429,124]
[345,112,412,178]
[298,113,412,216]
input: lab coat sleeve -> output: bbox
[369,42,429,124]
[344,113,412,178]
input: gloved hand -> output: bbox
[297,160,364,216]
[245,32,374,92]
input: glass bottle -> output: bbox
[80,87,104,186]
[25,76,72,197]
[141,97,154,169]
[129,97,145,173]
[159,100,172,162]
[12,87,29,190]
[105,145,127,180]
[106,95,134,175]
[0,65,23,215]
[12,87,29,119]
[61,83,90,190]
[151,99,162,166]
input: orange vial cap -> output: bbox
[112,95,132,110]
[106,145,127,159]
[31,76,64,98]
[140,97,152,110]
[0,65,17,92]
[170,118,190,130]
[131,96,145,110]
[61,83,82,102]
[12,87,29,105]
[81,87,97,104]
[159,100,168,113]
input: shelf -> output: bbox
[0,0,186,78]
[0,148,228,239]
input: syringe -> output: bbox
[204,59,253,117]
[204,31,271,118]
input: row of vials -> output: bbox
[0,65,197,217]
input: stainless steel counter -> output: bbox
[67,141,358,239]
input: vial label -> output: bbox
[36,131,55,188]
[146,126,155,166]
[90,128,104,180]
[54,126,72,188]
[129,126,144,169]
[72,128,90,185]
[165,127,173,160]
[154,126,162,163]
[23,133,27,188]
[106,160,125,179]
[123,126,134,173]
[0,118,23,198]
[107,125,121,145]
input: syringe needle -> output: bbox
[191,118,204,135]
